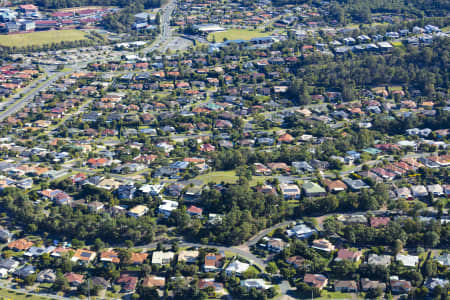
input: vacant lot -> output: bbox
[195,171,269,186]
[208,29,273,42]
[0,30,88,47]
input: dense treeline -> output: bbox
[0,187,155,245]
[286,38,449,102]
[0,39,95,57]
[34,0,163,9]
[272,0,448,23]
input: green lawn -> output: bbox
[208,29,274,42]
[0,287,55,300]
[195,170,238,184]
[318,291,358,299]
[194,171,269,186]
[0,30,88,47]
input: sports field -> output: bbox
[0,30,88,47]
[208,29,274,42]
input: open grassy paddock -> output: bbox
[0,287,54,300]
[208,28,274,42]
[0,29,88,47]
[194,170,270,186]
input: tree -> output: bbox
[266,262,278,275]
[365,287,382,299]
[424,231,439,248]
[24,274,37,286]
[94,238,105,251]
[393,239,403,255]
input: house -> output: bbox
[178,250,199,263]
[335,249,362,262]
[334,280,358,292]
[278,133,294,143]
[391,279,412,293]
[292,161,314,173]
[410,185,428,198]
[142,276,165,288]
[91,277,110,290]
[139,184,165,195]
[19,4,38,16]
[435,253,450,266]
[241,279,271,290]
[324,179,347,193]
[101,250,120,264]
[14,265,35,278]
[64,272,84,286]
[117,184,136,200]
[368,254,391,267]
[158,199,179,217]
[117,273,138,292]
[267,162,290,173]
[254,163,272,176]
[370,217,390,228]
[130,252,148,265]
[425,278,449,291]
[267,238,288,253]
[396,254,419,267]
[128,205,149,218]
[302,181,326,197]
[204,252,224,272]
[312,239,335,252]
[344,178,370,191]
[0,258,19,273]
[152,251,174,265]
[198,279,224,293]
[361,278,386,292]
[396,187,412,199]
[8,238,33,251]
[24,246,55,257]
[427,184,444,197]
[71,249,96,263]
[0,229,13,243]
[225,260,250,276]
[285,256,305,269]
[279,183,301,199]
[286,223,316,239]
[187,205,203,217]
[88,201,104,212]
[304,274,328,290]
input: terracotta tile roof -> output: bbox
[8,239,34,251]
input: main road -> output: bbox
[0,0,177,123]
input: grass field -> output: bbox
[194,171,269,186]
[208,29,274,42]
[0,30,88,47]
[0,288,54,300]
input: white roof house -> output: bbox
[139,184,165,195]
[396,187,412,199]
[225,260,250,276]
[152,251,175,265]
[128,205,149,218]
[435,253,450,266]
[158,200,178,217]
[368,254,391,267]
[194,24,225,33]
[427,184,444,196]
[396,254,419,267]
[411,185,428,197]
[286,223,316,239]
[279,183,301,199]
[241,279,271,290]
